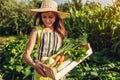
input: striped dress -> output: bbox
[38,31,62,60]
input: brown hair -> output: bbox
[34,12,67,41]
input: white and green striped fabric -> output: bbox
[38,31,62,60]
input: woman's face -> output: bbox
[41,11,56,28]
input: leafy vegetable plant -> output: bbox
[0,39,37,80]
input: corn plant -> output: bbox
[64,3,120,58]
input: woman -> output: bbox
[23,0,69,80]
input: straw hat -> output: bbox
[28,0,70,19]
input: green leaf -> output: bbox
[16,66,24,72]
[24,67,31,76]
[90,71,98,76]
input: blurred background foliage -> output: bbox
[0,0,120,80]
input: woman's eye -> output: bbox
[49,16,53,19]
[42,15,54,19]
[42,16,47,18]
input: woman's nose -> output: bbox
[46,17,50,22]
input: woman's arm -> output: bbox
[23,28,46,77]
[23,28,37,68]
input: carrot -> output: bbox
[51,54,58,58]
[55,55,61,62]
[59,54,65,65]
[50,55,61,67]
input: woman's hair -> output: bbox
[34,12,67,41]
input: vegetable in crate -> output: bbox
[40,53,65,67]
[54,38,88,61]
[57,58,72,71]
[45,57,55,65]
[65,47,87,61]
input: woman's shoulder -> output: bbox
[32,28,37,32]
[29,28,38,36]
[30,26,43,34]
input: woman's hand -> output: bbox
[34,63,47,77]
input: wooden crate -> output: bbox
[35,43,93,80]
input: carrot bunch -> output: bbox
[50,53,65,67]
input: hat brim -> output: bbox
[27,9,70,19]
